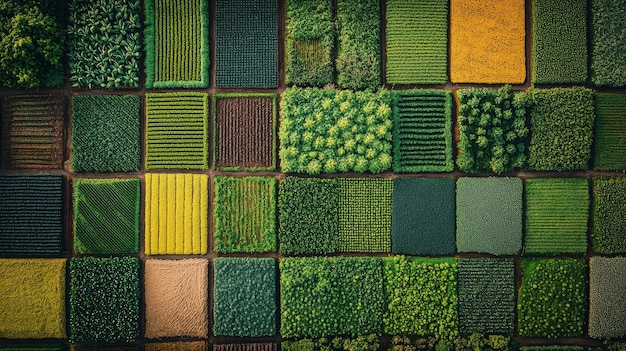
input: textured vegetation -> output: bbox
[283,335,379,351]
[524,178,589,254]
[213,258,276,336]
[146,342,208,351]
[280,257,384,338]
[594,93,626,170]
[521,347,583,351]
[214,177,276,253]
[589,256,626,338]
[0,345,66,351]
[279,88,393,174]
[518,259,587,338]
[215,345,274,351]
[590,0,626,87]
[393,90,453,172]
[71,95,140,172]
[593,178,626,254]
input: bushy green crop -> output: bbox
[279,87,393,174]
[589,256,626,338]
[457,86,530,174]
[593,93,626,171]
[593,178,626,254]
[590,0,626,87]
[283,335,380,351]
[389,334,512,351]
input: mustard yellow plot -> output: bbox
[450,0,526,84]
[0,258,66,338]
[145,174,208,255]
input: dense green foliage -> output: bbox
[518,259,587,338]
[73,178,139,254]
[214,177,276,253]
[528,87,595,171]
[338,178,392,252]
[593,178,626,254]
[280,88,393,174]
[591,0,626,87]
[389,334,512,351]
[0,0,64,88]
[391,178,455,255]
[280,257,384,338]
[283,335,379,351]
[456,177,523,255]
[213,258,276,336]
[531,0,587,84]
[457,86,530,174]
[383,256,458,339]
[278,177,339,255]
[525,178,589,254]
[285,0,334,86]
[69,257,139,343]
[521,347,583,351]
[393,90,453,172]
[385,0,448,84]
[71,95,140,172]
[336,0,380,90]
[68,0,140,88]
[458,259,515,334]
[593,93,626,170]
[589,256,626,338]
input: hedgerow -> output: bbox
[280,256,384,338]
[278,177,339,255]
[283,335,379,351]
[593,93,626,171]
[589,256,626,338]
[590,0,626,87]
[71,95,140,172]
[68,0,140,88]
[336,0,380,90]
[213,258,276,336]
[383,256,458,339]
[456,177,523,255]
[593,178,626,254]
[391,178,455,255]
[518,259,587,338]
[457,86,530,174]
[531,0,587,84]
[285,0,334,86]
[69,257,139,343]
[528,87,595,171]
[279,88,393,174]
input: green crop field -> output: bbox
[594,93,626,171]
[590,0,626,87]
[589,256,626,338]
[593,178,626,254]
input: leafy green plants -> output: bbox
[73,178,139,254]
[590,0,626,87]
[518,258,587,338]
[145,92,209,170]
[279,87,393,174]
[144,0,209,88]
[68,0,140,88]
[216,0,278,87]
[521,347,583,351]
[69,257,139,343]
[531,0,587,84]
[214,177,276,253]
[593,93,626,171]
[457,86,530,174]
[278,177,339,255]
[458,258,515,334]
[589,256,626,338]
[383,256,458,339]
[593,178,626,254]
[386,0,448,84]
[336,0,380,90]
[393,90,453,172]
[280,256,384,338]
[213,258,276,336]
[389,334,512,351]
[392,178,455,255]
[71,95,140,172]
[524,178,589,254]
[528,87,595,171]
[456,177,523,255]
[283,335,379,351]
[285,0,334,86]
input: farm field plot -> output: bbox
[146,342,208,351]
[215,345,274,351]
[590,0,626,87]
[588,256,626,338]
[593,178,626,254]
[594,93,626,171]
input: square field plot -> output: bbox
[589,256,626,338]
[213,258,276,336]
[0,175,64,257]
[456,177,523,255]
[145,93,209,170]
[1,95,65,169]
[593,178,626,254]
[145,259,209,338]
[0,259,66,338]
[214,177,276,253]
[524,178,589,254]
[450,0,525,83]
[214,94,276,170]
[594,93,626,171]
[392,178,455,255]
[216,0,278,87]
[73,178,140,254]
[69,257,139,343]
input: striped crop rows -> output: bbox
[593,93,626,170]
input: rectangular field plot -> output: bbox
[594,93,626,171]
[589,256,626,338]
[593,178,626,254]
